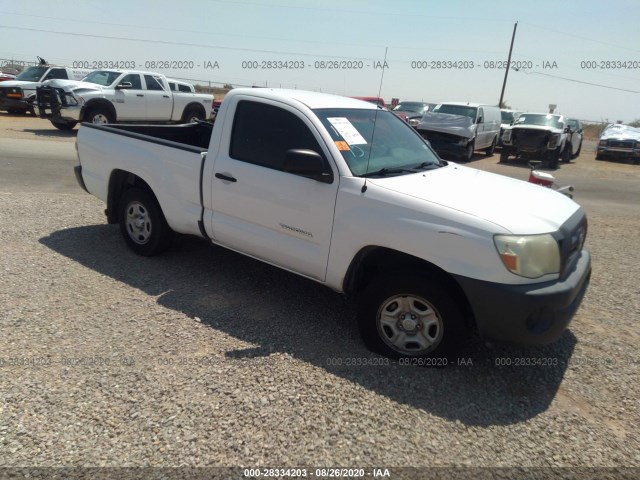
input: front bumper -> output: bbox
[0,97,31,111]
[453,249,591,345]
[597,146,640,159]
[36,85,82,122]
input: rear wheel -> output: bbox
[485,136,497,156]
[182,106,205,123]
[499,148,510,163]
[119,188,173,256]
[357,272,466,363]
[572,141,582,159]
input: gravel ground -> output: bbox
[0,114,639,475]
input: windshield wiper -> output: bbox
[360,167,418,178]
[412,161,445,170]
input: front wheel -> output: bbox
[499,148,510,163]
[119,188,173,256]
[85,107,114,125]
[357,273,466,362]
[461,140,475,162]
[561,144,572,163]
[51,120,77,131]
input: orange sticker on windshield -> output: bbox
[335,141,350,151]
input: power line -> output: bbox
[0,25,378,61]
[514,68,640,94]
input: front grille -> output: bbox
[608,139,634,149]
[513,129,550,150]
[557,211,587,277]
[418,129,463,143]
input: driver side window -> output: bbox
[120,74,142,89]
[230,100,325,173]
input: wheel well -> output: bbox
[182,102,206,118]
[343,246,475,327]
[106,170,155,224]
[82,99,116,122]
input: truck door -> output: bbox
[113,74,146,121]
[476,107,487,147]
[143,74,173,120]
[207,98,339,281]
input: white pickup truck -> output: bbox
[0,63,90,114]
[36,69,213,130]
[74,88,591,361]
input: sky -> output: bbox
[1,0,639,123]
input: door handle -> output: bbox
[163,95,170,98]
[215,172,237,183]
[136,94,144,97]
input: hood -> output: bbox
[600,125,640,141]
[0,80,41,89]
[369,163,578,234]
[42,79,104,93]
[416,112,475,139]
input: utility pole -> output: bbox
[499,21,518,108]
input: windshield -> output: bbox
[433,104,477,120]
[81,70,121,86]
[314,109,442,176]
[501,111,520,123]
[516,114,563,129]
[393,102,428,115]
[15,66,49,82]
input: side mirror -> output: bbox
[477,116,483,124]
[116,82,133,90]
[283,149,333,183]
[564,126,571,133]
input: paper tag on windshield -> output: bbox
[334,141,350,151]
[327,117,367,145]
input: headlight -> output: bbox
[548,134,560,149]
[494,234,560,278]
[457,138,468,145]
[502,129,512,142]
[598,140,607,146]
[409,118,420,127]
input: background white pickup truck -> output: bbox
[0,63,90,114]
[36,69,213,130]
[74,88,591,362]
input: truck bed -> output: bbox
[96,122,214,151]
[77,122,213,237]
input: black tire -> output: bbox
[51,121,78,131]
[118,187,173,256]
[84,107,114,125]
[546,149,560,169]
[499,148,510,163]
[182,106,205,123]
[7,108,27,115]
[357,272,466,363]
[572,141,582,159]
[485,136,497,156]
[561,144,572,163]
[461,140,474,162]
[595,154,605,161]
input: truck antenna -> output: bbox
[361,46,388,194]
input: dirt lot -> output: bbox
[0,113,638,476]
